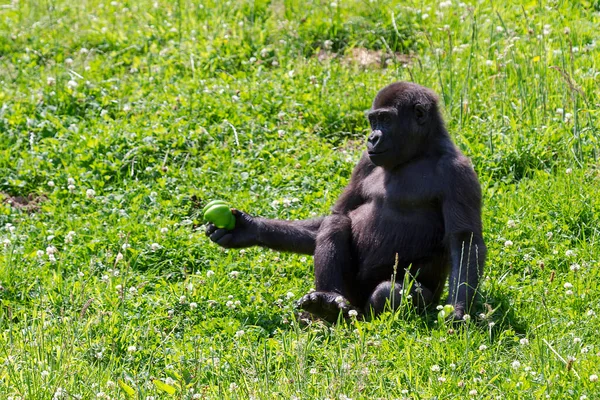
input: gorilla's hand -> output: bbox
[205,209,261,248]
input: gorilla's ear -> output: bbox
[414,103,428,125]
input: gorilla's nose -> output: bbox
[368,130,382,149]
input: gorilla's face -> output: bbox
[366,103,428,169]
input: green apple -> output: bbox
[204,203,235,230]
[202,199,229,215]
[443,304,455,315]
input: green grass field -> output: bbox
[1,0,600,398]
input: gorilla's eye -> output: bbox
[368,115,376,127]
[380,114,391,125]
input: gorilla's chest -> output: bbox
[360,163,440,208]
[350,162,445,263]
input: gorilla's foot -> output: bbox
[296,291,361,323]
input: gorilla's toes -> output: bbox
[296,291,360,322]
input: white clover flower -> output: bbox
[590,374,598,382]
[229,383,238,391]
[47,180,55,187]
[226,300,235,309]
[65,231,76,244]
[520,338,529,346]
[485,60,494,67]
[165,377,176,385]
[86,189,95,199]
[504,240,513,247]
[46,246,58,255]
[566,290,574,296]
[47,77,56,86]
[570,263,581,272]
[507,219,516,228]
[121,243,130,251]
[67,80,78,90]
[422,13,429,19]
[546,231,553,239]
[309,368,317,374]
[123,103,131,112]
[587,309,596,317]
[564,282,573,289]
[229,271,239,279]
[496,26,504,32]
[286,292,295,300]
[41,370,50,378]
[479,344,487,351]
[348,309,358,317]
[463,314,471,321]
[127,345,136,352]
[128,286,137,295]
[189,302,198,309]
[160,227,169,234]
[36,250,45,258]
[574,337,582,344]
[566,250,575,257]
[512,360,521,369]
[65,58,74,66]
[206,270,215,278]
[438,376,447,383]
[150,243,161,251]
[235,330,244,338]
[179,295,186,304]
[431,365,441,372]
[68,184,76,192]
[543,25,551,35]
[334,296,345,304]
[469,390,478,396]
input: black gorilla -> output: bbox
[206,82,486,321]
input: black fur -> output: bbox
[206,82,486,322]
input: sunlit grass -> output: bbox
[1,0,599,398]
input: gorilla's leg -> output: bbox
[297,214,359,322]
[365,280,434,317]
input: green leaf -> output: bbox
[153,379,177,395]
[118,380,136,397]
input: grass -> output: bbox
[1,0,599,398]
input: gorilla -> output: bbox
[206,82,486,322]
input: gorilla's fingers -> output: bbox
[205,223,218,237]
[209,228,228,242]
[216,233,232,247]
